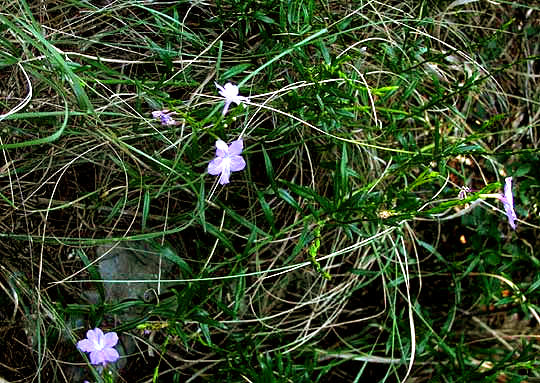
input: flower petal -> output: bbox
[503,202,517,229]
[89,350,106,365]
[232,95,248,105]
[228,139,243,156]
[504,177,513,207]
[229,155,246,172]
[161,115,173,125]
[223,83,239,97]
[216,157,231,184]
[219,169,231,185]
[502,177,517,229]
[215,82,225,94]
[222,101,231,115]
[77,338,94,353]
[102,347,120,363]
[208,157,224,175]
[103,332,118,348]
[78,328,120,365]
[215,140,228,156]
[87,328,103,345]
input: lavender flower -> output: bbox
[215,82,248,115]
[497,176,517,230]
[152,110,178,125]
[77,328,119,366]
[208,139,246,185]
[466,177,518,230]
[458,186,471,200]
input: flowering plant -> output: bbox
[468,176,517,230]
[215,82,248,115]
[77,328,120,366]
[496,177,517,229]
[208,139,246,185]
[152,110,179,125]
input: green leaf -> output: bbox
[317,41,330,65]
[221,63,252,81]
[0,7,93,112]
[233,273,245,318]
[199,323,212,346]
[416,240,448,265]
[278,188,301,211]
[197,181,206,230]
[142,189,150,231]
[205,223,236,253]
[289,223,311,261]
[76,249,105,303]
[158,244,192,276]
[220,203,269,237]
[239,28,327,87]
[339,143,349,200]
[408,169,439,191]
[254,11,276,24]
[279,179,330,210]
[262,146,277,192]
[257,190,276,234]
[0,98,69,149]
[514,163,530,177]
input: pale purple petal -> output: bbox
[89,348,118,366]
[232,95,248,105]
[77,338,94,353]
[218,157,232,184]
[458,186,471,200]
[497,177,517,230]
[222,101,231,116]
[88,350,106,365]
[161,115,175,125]
[101,347,120,363]
[215,140,228,152]
[208,157,224,175]
[87,328,102,344]
[229,155,246,172]
[504,177,514,208]
[77,328,120,366]
[216,83,246,115]
[219,168,231,185]
[152,110,177,125]
[103,332,118,348]
[228,139,243,156]
[503,202,517,230]
[223,83,239,97]
[215,82,225,94]
[208,138,245,185]
[215,140,228,157]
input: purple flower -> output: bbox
[152,110,178,125]
[458,186,472,200]
[497,176,517,229]
[77,328,119,366]
[208,139,246,185]
[215,82,248,115]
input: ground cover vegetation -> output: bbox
[0,0,539,382]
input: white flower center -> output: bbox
[94,337,105,351]
[223,84,239,99]
[222,155,231,168]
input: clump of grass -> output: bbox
[0,0,539,382]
